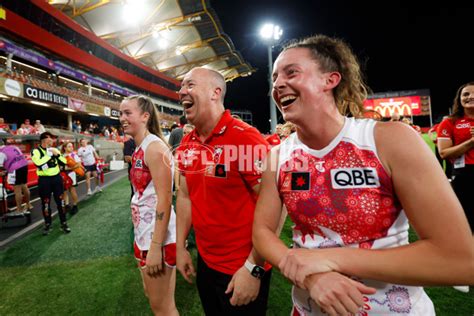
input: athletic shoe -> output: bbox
[43,224,52,236]
[453,286,469,293]
[87,189,92,195]
[61,223,71,234]
[70,205,78,215]
[95,186,103,193]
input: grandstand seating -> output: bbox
[0,69,180,125]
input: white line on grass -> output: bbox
[0,169,128,248]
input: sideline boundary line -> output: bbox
[0,169,128,248]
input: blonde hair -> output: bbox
[124,95,168,146]
[282,35,370,117]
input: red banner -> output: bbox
[364,96,421,117]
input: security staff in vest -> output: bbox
[32,132,71,235]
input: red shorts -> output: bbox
[133,242,176,268]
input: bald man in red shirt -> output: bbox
[176,67,271,315]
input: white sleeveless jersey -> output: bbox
[130,134,176,250]
[278,118,434,316]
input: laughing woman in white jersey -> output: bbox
[120,95,178,316]
[252,35,474,316]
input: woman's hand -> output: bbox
[145,242,164,277]
[305,272,376,316]
[278,248,337,288]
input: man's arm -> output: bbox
[31,148,51,167]
[175,174,196,283]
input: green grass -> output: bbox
[422,132,436,152]
[0,176,472,315]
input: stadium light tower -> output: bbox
[260,23,283,133]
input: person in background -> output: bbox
[110,126,118,139]
[390,112,401,122]
[252,34,473,315]
[31,132,70,235]
[182,124,194,137]
[265,123,283,147]
[120,95,178,315]
[87,123,94,135]
[20,119,35,135]
[123,136,136,199]
[401,117,422,134]
[0,140,32,214]
[93,123,100,135]
[103,126,110,138]
[168,115,187,149]
[34,120,46,134]
[61,142,82,215]
[275,123,283,138]
[77,138,101,195]
[280,121,296,140]
[0,118,11,134]
[72,120,78,133]
[437,82,474,293]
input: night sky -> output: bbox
[211,0,474,133]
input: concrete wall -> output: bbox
[93,138,124,163]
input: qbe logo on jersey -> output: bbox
[330,168,380,189]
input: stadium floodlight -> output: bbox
[123,0,146,24]
[158,37,168,50]
[260,23,283,41]
[259,23,283,133]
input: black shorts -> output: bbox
[84,164,97,173]
[14,165,28,185]
[452,165,474,232]
[196,254,271,316]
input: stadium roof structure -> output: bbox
[48,0,255,82]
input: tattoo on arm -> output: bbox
[156,212,164,220]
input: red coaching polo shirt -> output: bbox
[177,110,269,275]
[437,116,474,165]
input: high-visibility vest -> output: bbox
[31,146,66,177]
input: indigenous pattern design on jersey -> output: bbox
[130,134,176,251]
[278,118,434,316]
